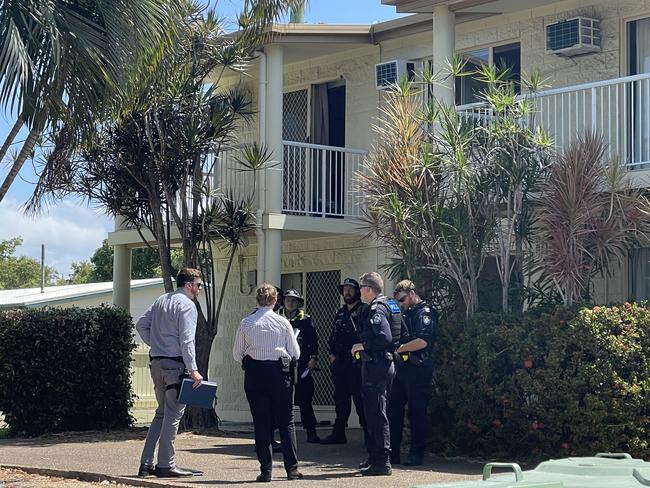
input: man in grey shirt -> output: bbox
[136,268,204,478]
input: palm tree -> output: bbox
[0,0,183,202]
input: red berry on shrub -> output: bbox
[523,359,533,369]
[561,443,570,449]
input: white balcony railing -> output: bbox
[282,141,368,218]
[457,72,650,169]
[211,144,256,200]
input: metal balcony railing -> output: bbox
[457,72,650,169]
[282,141,368,218]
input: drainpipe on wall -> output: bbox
[255,50,267,286]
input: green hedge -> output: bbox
[431,303,650,461]
[0,306,136,436]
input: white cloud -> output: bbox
[0,198,113,276]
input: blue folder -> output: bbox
[177,378,218,409]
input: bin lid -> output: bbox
[414,453,650,488]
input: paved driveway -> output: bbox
[0,427,482,487]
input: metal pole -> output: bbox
[40,244,45,293]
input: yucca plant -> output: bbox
[533,132,650,306]
[359,81,495,318]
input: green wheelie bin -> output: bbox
[414,453,650,488]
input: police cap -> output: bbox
[283,288,304,306]
[337,277,360,295]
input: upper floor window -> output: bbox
[455,42,521,106]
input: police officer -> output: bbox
[233,283,303,482]
[279,289,320,443]
[320,278,368,445]
[351,272,401,476]
[388,280,437,467]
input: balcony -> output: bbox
[457,72,650,169]
[213,141,368,219]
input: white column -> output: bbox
[112,216,131,310]
[432,4,456,107]
[264,44,284,287]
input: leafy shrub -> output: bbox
[0,306,135,436]
[431,303,650,461]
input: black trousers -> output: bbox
[332,359,366,432]
[361,356,395,462]
[294,372,317,430]
[244,360,298,474]
[388,363,434,456]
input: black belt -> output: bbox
[150,355,184,363]
[249,358,282,364]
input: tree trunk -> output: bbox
[0,127,40,202]
[0,117,23,165]
[150,205,174,292]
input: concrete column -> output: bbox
[432,4,456,107]
[264,44,283,214]
[112,216,132,311]
[263,44,284,287]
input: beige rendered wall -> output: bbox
[379,0,648,90]
[210,235,394,423]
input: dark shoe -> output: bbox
[137,464,155,477]
[287,469,304,480]
[361,463,393,476]
[358,457,372,469]
[306,429,321,443]
[256,472,272,482]
[155,466,198,478]
[272,440,282,453]
[403,452,424,466]
[390,452,401,465]
[320,431,347,444]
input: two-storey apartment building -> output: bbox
[109,0,650,423]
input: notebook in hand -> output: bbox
[177,378,218,409]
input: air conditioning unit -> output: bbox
[375,60,419,90]
[546,17,601,57]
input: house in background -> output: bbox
[109,0,650,424]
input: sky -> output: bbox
[0,1,403,278]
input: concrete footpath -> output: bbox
[0,427,483,487]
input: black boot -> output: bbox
[403,452,424,466]
[320,426,347,444]
[361,453,392,477]
[306,428,321,443]
[358,456,373,469]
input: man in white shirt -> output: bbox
[233,283,302,482]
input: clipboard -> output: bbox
[177,378,218,409]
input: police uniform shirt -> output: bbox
[403,301,437,353]
[279,308,318,371]
[328,302,367,356]
[361,295,394,352]
[232,306,300,362]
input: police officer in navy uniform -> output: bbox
[351,272,401,476]
[320,278,368,445]
[388,280,437,467]
[279,289,321,443]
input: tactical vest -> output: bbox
[375,295,402,350]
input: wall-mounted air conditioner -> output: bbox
[375,60,418,90]
[546,17,601,57]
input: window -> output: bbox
[454,42,521,106]
[628,248,650,302]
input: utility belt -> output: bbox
[354,350,394,363]
[242,355,297,384]
[395,350,432,368]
